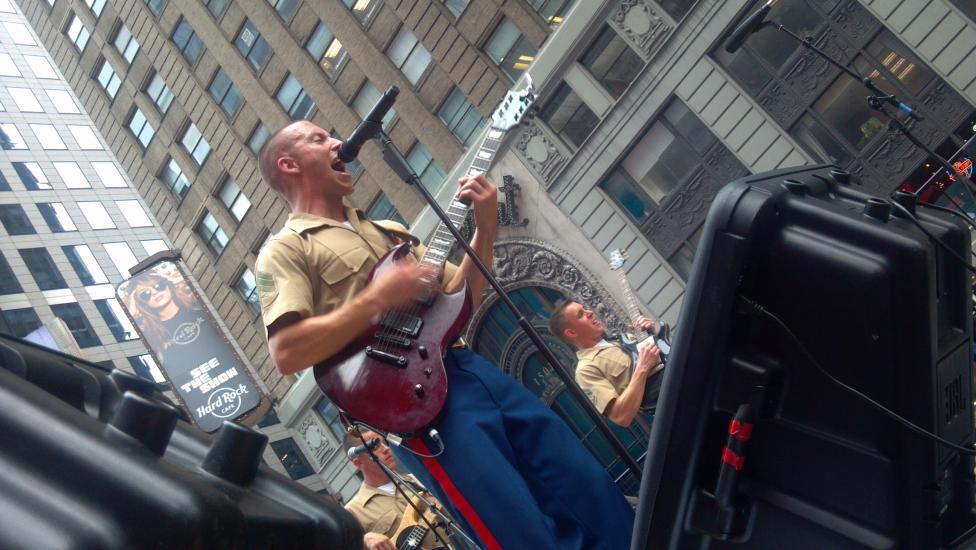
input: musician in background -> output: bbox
[255,121,634,549]
[550,301,663,428]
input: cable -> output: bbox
[737,295,976,456]
[917,201,976,231]
[889,200,976,277]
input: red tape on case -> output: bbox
[722,447,745,471]
[728,419,753,441]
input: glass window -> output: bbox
[366,191,407,226]
[21,248,67,290]
[0,0,15,13]
[5,22,36,45]
[437,88,486,148]
[580,25,644,99]
[235,19,271,72]
[343,0,380,25]
[14,162,50,190]
[208,68,243,116]
[2,308,41,338]
[315,399,346,439]
[63,244,108,285]
[305,22,347,79]
[50,302,101,348]
[218,177,251,223]
[93,162,127,187]
[129,354,167,385]
[160,157,191,197]
[113,24,139,64]
[53,162,90,188]
[276,73,316,120]
[68,125,102,149]
[78,201,116,229]
[9,88,43,112]
[0,204,35,235]
[353,81,396,130]
[386,26,431,86]
[26,55,59,79]
[46,90,79,113]
[141,239,167,255]
[0,123,27,149]
[30,124,67,149]
[145,72,174,114]
[102,242,138,277]
[270,438,315,480]
[172,18,203,65]
[248,122,270,156]
[94,298,137,342]
[527,0,574,27]
[268,0,298,20]
[235,267,261,314]
[116,200,153,227]
[196,211,229,255]
[95,59,121,98]
[539,83,598,149]
[406,142,445,193]
[0,172,8,191]
[84,0,106,16]
[38,203,77,232]
[440,0,468,17]
[657,0,695,20]
[0,252,21,294]
[145,0,166,15]
[0,53,20,76]
[203,0,228,17]
[64,14,90,51]
[180,122,211,166]
[484,18,536,81]
[127,108,155,148]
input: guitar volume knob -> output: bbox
[414,384,425,397]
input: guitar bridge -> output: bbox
[374,332,412,349]
[365,346,407,367]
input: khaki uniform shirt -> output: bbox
[254,207,458,333]
[575,343,632,414]
[344,478,450,549]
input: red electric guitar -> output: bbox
[314,78,536,434]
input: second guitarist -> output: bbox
[256,121,634,550]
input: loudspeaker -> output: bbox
[633,165,976,549]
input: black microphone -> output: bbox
[724,0,777,53]
[346,437,381,459]
[338,85,400,162]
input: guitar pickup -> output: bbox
[365,346,407,367]
[374,332,412,350]
[382,312,423,337]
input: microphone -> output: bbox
[338,85,400,162]
[724,0,777,53]
[346,437,381,459]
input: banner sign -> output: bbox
[117,260,260,432]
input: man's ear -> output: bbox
[277,156,298,176]
[564,328,576,340]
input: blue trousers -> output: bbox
[391,349,634,549]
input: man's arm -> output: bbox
[604,344,661,427]
[443,174,497,310]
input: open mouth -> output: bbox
[331,157,347,174]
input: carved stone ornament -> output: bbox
[297,412,334,469]
[608,0,672,60]
[514,122,568,188]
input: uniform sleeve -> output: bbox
[575,360,620,415]
[254,236,313,330]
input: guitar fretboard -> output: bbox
[615,268,651,341]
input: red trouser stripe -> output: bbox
[408,437,502,550]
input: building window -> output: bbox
[46,90,79,113]
[386,26,431,86]
[235,19,271,72]
[10,88,43,112]
[0,204,35,235]
[142,239,167,255]
[127,108,156,149]
[94,298,137,342]
[113,24,139,64]
[366,191,407,226]
[440,0,468,18]
[580,25,644,99]
[218,177,251,223]
[438,88,486,148]
[21,248,68,290]
[208,68,243,117]
[180,122,211,167]
[0,123,27,149]
[0,252,21,294]
[95,58,121,98]
[64,245,108,285]
[268,0,298,21]
[270,438,315,480]
[0,53,19,76]
[343,0,380,26]
[315,399,346,439]
[129,354,167,386]
[68,125,101,149]
[406,142,446,193]
[14,162,50,190]
[50,302,101,348]
[657,0,695,21]
[78,201,116,229]
[276,73,316,120]
[248,122,270,156]
[352,82,396,130]
[172,17,203,66]
[330,130,363,177]
[5,22,36,45]
[196,211,229,256]
[84,0,106,16]
[64,14,91,51]
[144,0,166,16]
[116,200,153,227]
[93,162,127,187]
[26,56,58,79]
[305,22,347,79]
[539,83,598,149]
[38,203,77,232]
[160,157,191,198]
[145,72,174,114]
[527,0,575,27]
[0,172,8,191]
[30,124,66,150]
[203,0,228,18]
[235,267,261,315]
[484,18,536,81]
[2,308,41,337]
[54,162,91,188]
[103,242,138,277]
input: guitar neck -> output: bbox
[615,268,651,341]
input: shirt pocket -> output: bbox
[318,242,372,286]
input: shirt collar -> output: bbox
[284,207,365,235]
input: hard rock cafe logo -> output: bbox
[172,318,202,345]
[196,384,250,419]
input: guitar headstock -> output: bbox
[608,248,629,271]
[490,75,536,131]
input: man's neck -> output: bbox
[362,471,391,488]
[292,195,347,222]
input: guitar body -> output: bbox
[313,243,472,434]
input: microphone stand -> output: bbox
[756,20,976,223]
[373,129,644,478]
